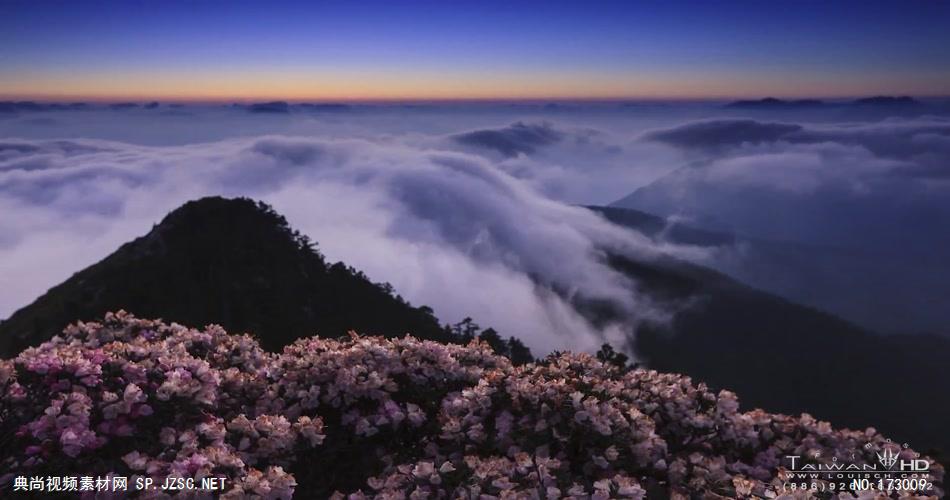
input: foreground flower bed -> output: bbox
[0,312,943,499]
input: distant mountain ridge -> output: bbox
[724,95,921,109]
[725,97,826,109]
[0,101,89,113]
[585,205,950,461]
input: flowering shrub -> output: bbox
[0,313,319,498]
[0,311,944,499]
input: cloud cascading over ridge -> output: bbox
[0,130,693,355]
[3,103,950,345]
[622,115,950,335]
[632,117,950,247]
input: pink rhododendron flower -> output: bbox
[0,312,943,499]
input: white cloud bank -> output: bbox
[624,116,950,334]
[0,131,690,355]
[3,102,950,349]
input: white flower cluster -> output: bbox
[0,311,943,499]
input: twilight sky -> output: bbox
[2,0,949,101]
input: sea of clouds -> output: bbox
[623,113,950,334]
[1,100,948,353]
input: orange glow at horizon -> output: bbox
[4,66,950,102]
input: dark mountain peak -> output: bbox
[0,197,454,355]
[298,102,352,112]
[247,101,290,113]
[731,97,783,107]
[149,196,313,249]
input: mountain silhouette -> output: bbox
[246,101,290,113]
[0,197,458,355]
[590,205,950,335]
[725,97,826,109]
[723,96,926,114]
[852,95,920,106]
[0,101,88,113]
[587,205,950,461]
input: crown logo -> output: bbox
[877,447,900,469]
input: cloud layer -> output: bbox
[3,102,950,348]
[0,130,688,355]
[624,116,950,334]
[632,117,950,248]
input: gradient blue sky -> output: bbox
[2,0,949,101]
